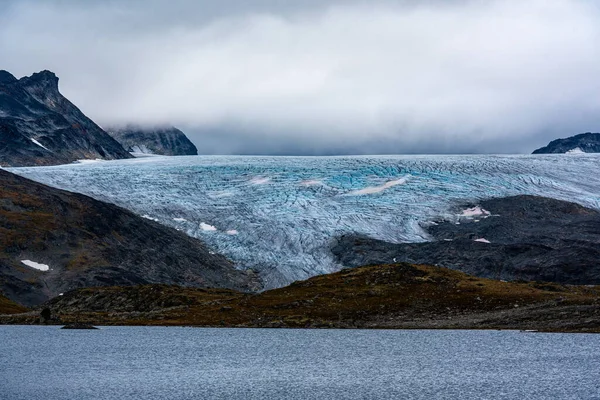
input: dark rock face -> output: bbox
[332,195,600,284]
[107,125,198,156]
[0,69,132,166]
[533,132,600,154]
[0,169,260,306]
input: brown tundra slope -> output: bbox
[0,169,260,306]
[6,263,598,333]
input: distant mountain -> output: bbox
[0,69,132,166]
[532,132,600,154]
[0,169,260,306]
[106,125,198,156]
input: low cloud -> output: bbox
[2,0,600,153]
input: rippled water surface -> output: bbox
[9,154,600,287]
[1,326,599,400]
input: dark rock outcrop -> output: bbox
[106,125,198,156]
[0,169,260,307]
[332,195,600,284]
[533,132,600,154]
[61,323,98,329]
[0,69,132,166]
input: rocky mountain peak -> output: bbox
[0,69,132,166]
[18,70,60,99]
[0,70,17,84]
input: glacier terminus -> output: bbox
[9,154,600,289]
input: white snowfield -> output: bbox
[566,147,585,154]
[73,159,105,164]
[30,138,49,151]
[200,222,217,231]
[459,206,491,219]
[8,154,600,289]
[349,177,409,195]
[21,260,50,271]
[250,177,271,185]
[130,144,154,154]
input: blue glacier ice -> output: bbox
[8,154,600,288]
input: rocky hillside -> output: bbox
[6,263,599,332]
[332,195,600,285]
[0,169,260,306]
[0,69,131,166]
[533,132,600,154]
[106,125,198,156]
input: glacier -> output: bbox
[8,154,600,289]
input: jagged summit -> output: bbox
[18,70,60,92]
[0,69,131,166]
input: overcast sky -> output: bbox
[2,0,600,154]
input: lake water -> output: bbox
[1,326,599,399]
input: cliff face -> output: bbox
[107,125,198,156]
[0,70,132,166]
[533,132,600,154]
[0,169,260,306]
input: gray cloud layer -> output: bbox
[2,0,599,154]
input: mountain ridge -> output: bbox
[0,69,132,166]
[106,124,198,156]
[533,132,600,154]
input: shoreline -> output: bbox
[1,324,597,334]
[2,263,598,333]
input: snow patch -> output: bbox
[142,215,159,222]
[208,191,235,198]
[226,229,239,235]
[30,138,49,151]
[474,238,491,244]
[74,159,105,164]
[200,222,217,231]
[250,177,271,185]
[130,152,162,158]
[21,260,50,271]
[349,177,408,195]
[130,144,154,154]
[459,206,490,218]
[566,147,585,154]
[301,179,323,186]
[173,217,187,222]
